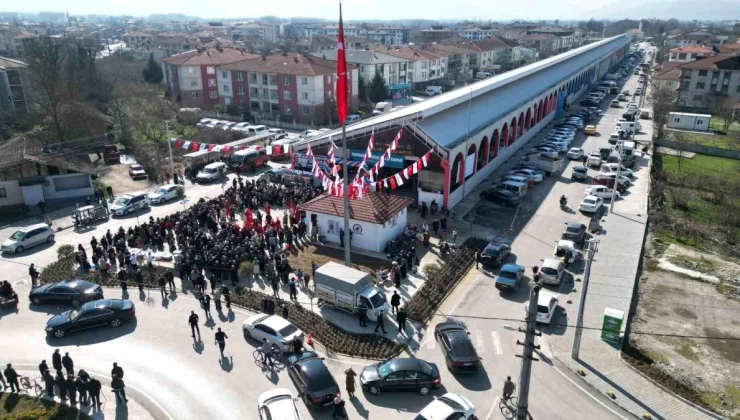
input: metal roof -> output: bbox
[298,35,629,152]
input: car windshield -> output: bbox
[566,226,581,233]
[377,361,394,378]
[202,167,216,174]
[484,245,503,256]
[154,188,167,194]
[541,267,558,275]
[369,291,387,308]
[439,396,464,411]
[115,197,130,206]
[537,305,551,314]
[499,270,518,280]
[278,324,298,337]
[9,230,25,240]
[69,309,79,319]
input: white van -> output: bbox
[500,180,528,197]
[425,86,443,96]
[196,162,228,183]
[245,125,268,137]
[346,114,361,124]
[372,101,391,115]
[111,191,150,216]
[616,120,640,133]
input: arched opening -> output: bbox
[478,137,488,171]
[501,123,509,148]
[531,104,537,127]
[466,143,477,179]
[538,99,544,122]
[489,129,499,161]
[450,152,465,192]
[524,108,531,130]
[509,117,517,144]
[518,112,525,137]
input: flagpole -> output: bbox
[342,122,351,266]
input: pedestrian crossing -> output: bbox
[422,331,506,355]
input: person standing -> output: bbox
[281,304,289,319]
[3,364,19,393]
[111,362,124,379]
[158,275,167,299]
[432,218,440,236]
[52,349,62,373]
[88,376,102,408]
[339,228,345,248]
[452,229,458,244]
[38,359,49,376]
[166,270,176,293]
[111,374,127,404]
[374,311,387,334]
[43,369,55,398]
[66,374,77,405]
[222,287,231,309]
[29,263,39,288]
[75,374,89,406]
[288,277,297,301]
[332,394,346,419]
[202,294,211,317]
[357,302,368,327]
[188,311,200,338]
[344,368,357,398]
[62,352,74,375]
[215,328,228,357]
[397,308,408,334]
[56,370,67,401]
[390,290,401,315]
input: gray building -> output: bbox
[0,57,34,114]
[314,49,410,88]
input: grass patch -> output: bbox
[667,255,717,274]
[667,129,740,150]
[0,392,89,420]
[710,117,740,134]
[717,281,737,296]
[660,153,740,182]
[284,243,387,282]
[656,224,703,249]
[701,386,740,415]
[643,349,670,365]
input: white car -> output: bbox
[243,314,304,352]
[542,142,568,152]
[525,291,559,324]
[601,173,632,186]
[539,258,565,286]
[547,133,574,142]
[579,195,604,213]
[567,148,584,159]
[232,122,251,132]
[258,389,302,420]
[600,163,634,177]
[206,121,227,129]
[532,147,558,158]
[585,185,620,199]
[148,184,180,204]
[416,393,476,420]
[2,223,55,254]
[221,122,237,131]
[268,128,288,140]
[509,168,543,182]
[586,153,602,167]
[196,118,214,127]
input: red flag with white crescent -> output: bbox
[336,4,348,124]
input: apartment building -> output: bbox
[315,49,408,87]
[372,46,448,85]
[676,52,740,110]
[470,36,522,70]
[527,26,576,51]
[0,57,34,114]
[422,43,477,79]
[162,47,261,108]
[295,35,375,54]
[419,27,456,43]
[666,31,717,49]
[514,33,560,58]
[457,27,498,41]
[302,24,408,46]
[221,53,358,125]
[123,31,153,48]
[668,45,714,63]
[233,23,280,43]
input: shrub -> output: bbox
[176,186,185,198]
[238,260,254,278]
[422,262,442,278]
[56,244,75,260]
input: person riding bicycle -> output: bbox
[261,339,275,368]
[503,376,516,400]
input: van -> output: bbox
[345,114,361,124]
[475,71,494,79]
[1,223,55,254]
[196,162,228,183]
[616,121,637,133]
[500,180,528,197]
[608,132,620,144]
[425,86,443,96]
[640,110,651,119]
[245,125,268,137]
[372,101,391,115]
[111,191,150,216]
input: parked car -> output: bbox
[243,314,304,352]
[508,168,543,183]
[542,141,568,152]
[232,122,251,132]
[46,299,135,338]
[268,128,288,140]
[360,358,441,396]
[416,393,476,420]
[584,125,596,135]
[592,175,628,192]
[531,147,558,159]
[562,221,587,244]
[579,195,604,213]
[2,223,55,254]
[479,242,511,267]
[539,258,565,286]
[600,172,632,187]
[586,153,602,168]
[147,184,179,204]
[567,148,584,160]
[617,94,627,101]
[287,351,340,408]
[434,322,481,372]
[495,264,524,292]
[128,164,147,180]
[571,165,588,182]
[525,291,559,324]
[479,189,520,207]
[196,118,214,127]
[586,185,620,200]
[610,100,620,108]
[30,279,104,307]
[257,389,302,420]
[111,191,150,216]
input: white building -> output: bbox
[299,193,412,253]
[233,22,280,43]
[667,112,711,131]
[676,53,740,109]
[457,27,498,41]
[668,45,714,63]
[303,24,409,46]
[371,46,449,85]
[314,49,410,88]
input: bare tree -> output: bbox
[25,37,66,141]
[712,97,736,132]
[651,84,677,139]
[672,131,689,173]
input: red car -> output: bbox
[592,175,627,193]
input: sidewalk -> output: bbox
[14,369,156,420]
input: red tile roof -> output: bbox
[221,52,348,76]
[299,192,412,225]
[653,69,680,81]
[371,45,443,61]
[678,53,740,70]
[162,47,259,66]
[670,45,713,53]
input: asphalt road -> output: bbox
[0,49,651,419]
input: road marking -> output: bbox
[13,364,174,420]
[551,365,629,420]
[476,332,486,355]
[484,396,501,420]
[492,331,503,355]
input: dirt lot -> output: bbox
[629,237,740,418]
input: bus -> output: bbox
[259,168,322,187]
[230,147,269,172]
[269,137,301,161]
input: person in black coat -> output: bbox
[3,364,19,393]
[88,377,102,408]
[390,291,401,314]
[75,374,89,405]
[52,349,62,373]
[61,352,74,375]
[43,370,55,397]
[38,360,49,376]
[66,374,77,405]
[56,371,67,400]
[397,309,408,333]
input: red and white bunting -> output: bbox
[373,150,432,192]
[364,133,375,162]
[366,128,402,180]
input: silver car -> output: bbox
[2,223,55,253]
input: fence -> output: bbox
[655,138,740,160]
[253,118,333,132]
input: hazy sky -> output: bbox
[4,0,739,21]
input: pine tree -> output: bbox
[368,71,388,103]
[358,76,368,102]
[142,53,163,84]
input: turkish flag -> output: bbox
[207,144,214,152]
[336,4,348,124]
[191,142,199,152]
[175,139,183,149]
[389,177,397,190]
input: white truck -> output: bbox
[372,101,391,115]
[520,153,565,176]
[314,262,389,321]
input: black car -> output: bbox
[360,358,440,396]
[479,241,511,267]
[580,99,599,107]
[480,189,520,207]
[562,221,587,244]
[434,322,481,373]
[46,299,135,338]
[287,351,340,408]
[30,280,104,307]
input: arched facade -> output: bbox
[518,112,524,138]
[466,144,477,179]
[509,117,517,144]
[489,129,499,161]
[524,109,531,130]
[501,123,509,149]
[450,152,464,192]
[478,136,489,171]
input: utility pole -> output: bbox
[516,281,542,419]
[572,238,599,360]
[609,142,622,212]
[165,121,175,184]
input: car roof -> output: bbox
[565,221,584,229]
[501,263,523,274]
[260,315,292,330]
[485,242,507,251]
[542,258,563,269]
[390,358,427,371]
[538,291,558,306]
[557,240,576,249]
[418,399,456,420]
[204,162,226,169]
[20,223,50,232]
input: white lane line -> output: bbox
[484,396,501,420]
[476,332,486,355]
[492,331,502,355]
[551,365,629,420]
[13,364,174,420]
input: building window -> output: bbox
[209,91,218,99]
[696,82,705,89]
[192,92,199,98]
[208,79,217,87]
[421,61,427,69]
[0,186,5,198]
[236,72,244,81]
[421,72,426,79]
[698,70,708,77]
[327,90,332,98]
[284,91,292,100]
[301,77,308,85]
[284,76,291,85]
[190,80,198,87]
[301,106,309,115]
[188,67,197,74]
[222,71,228,78]
[262,74,268,84]
[302,92,309,100]
[360,65,365,72]
[693,95,703,101]
[207,66,215,75]
[223,84,230,93]
[237,86,245,95]
[249,74,257,84]
[697,119,704,125]
[284,105,291,114]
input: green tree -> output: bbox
[368,71,388,103]
[142,53,163,84]
[358,75,368,102]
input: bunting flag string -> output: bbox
[374,150,432,192]
[329,141,339,178]
[365,128,402,182]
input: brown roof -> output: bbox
[123,31,152,38]
[471,36,517,51]
[422,43,474,55]
[298,192,412,224]
[678,53,739,70]
[221,53,345,76]
[520,33,559,42]
[0,136,96,174]
[670,45,713,53]
[162,47,260,66]
[371,45,442,61]
[0,56,27,69]
[653,69,680,81]
[719,43,740,53]
[654,61,682,73]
